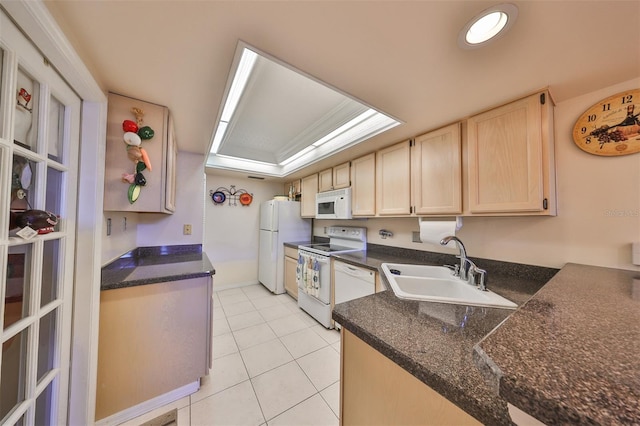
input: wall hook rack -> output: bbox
[209,185,253,206]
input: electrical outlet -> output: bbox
[183,224,192,235]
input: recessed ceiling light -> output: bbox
[458,3,518,49]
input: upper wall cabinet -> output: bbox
[466,91,556,215]
[104,93,176,213]
[411,123,462,215]
[319,162,351,192]
[351,153,376,216]
[300,173,319,218]
[376,140,411,215]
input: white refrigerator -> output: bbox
[258,200,311,294]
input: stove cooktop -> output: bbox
[299,243,362,255]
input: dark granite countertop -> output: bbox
[475,263,640,425]
[331,244,558,425]
[101,244,215,291]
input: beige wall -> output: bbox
[203,173,284,289]
[315,78,640,271]
[137,152,206,247]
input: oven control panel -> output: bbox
[326,226,367,242]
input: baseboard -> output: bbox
[95,381,199,426]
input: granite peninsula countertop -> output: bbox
[330,245,558,425]
[101,244,214,291]
[475,263,640,425]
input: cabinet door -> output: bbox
[332,162,351,189]
[351,153,376,216]
[376,141,411,215]
[467,93,547,213]
[412,123,462,215]
[164,113,177,212]
[96,277,210,420]
[318,168,333,192]
[341,330,481,425]
[284,255,298,300]
[300,174,318,218]
[104,93,172,213]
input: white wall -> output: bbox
[315,78,640,271]
[101,212,139,265]
[203,173,284,289]
[137,152,205,247]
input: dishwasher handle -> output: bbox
[334,262,375,280]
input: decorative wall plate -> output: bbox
[572,88,640,156]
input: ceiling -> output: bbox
[44,1,640,181]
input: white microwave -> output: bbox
[316,188,352,219]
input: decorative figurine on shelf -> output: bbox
[119,107,155,203]
[9,209,59,234]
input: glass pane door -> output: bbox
[1,9,80,426]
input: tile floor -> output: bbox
[122,284,341,426]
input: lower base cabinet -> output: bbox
[284,246,299,299]
[340,329,481,425]
[95,276,212,421]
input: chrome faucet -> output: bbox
[440,236,488,291]
[440,236,470,280]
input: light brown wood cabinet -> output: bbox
[466,91,556,215]
[341,329,481,426]
[284,246,299,299]
[318,168,333,192]
[350,153,376,216]
[284,179,301,199]
[319,162,351,192]
[96,276,212,420]
[376,140,411,215]
[300,173,319,218]
[103,92,176,213]
[412,123,462,215]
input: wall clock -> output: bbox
[572,88,640,156]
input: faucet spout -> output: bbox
[440,236,469,280]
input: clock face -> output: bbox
[572,88,640,156]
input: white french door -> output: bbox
[0,7,80,426]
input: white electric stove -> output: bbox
[297,226,367,328]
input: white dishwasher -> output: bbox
[334,261,376,328]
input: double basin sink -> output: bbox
[380,263,517,309]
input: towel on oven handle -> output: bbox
[311,259,320,297]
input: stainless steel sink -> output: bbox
[381,263,517,309]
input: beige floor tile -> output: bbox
[251,295,283,310]
[279,328,329,359]
[319,381,340,418]
[258,303,293,322]
[177,405,190,426]
[227,310,265,331]
[241,339,293,378]
[267,393,338,426]
[251,361,317,421]
[212,332,238,359]
[233,322,278,350]
[213,317,231,336]
[219,291,250,306]
[311,324,341,344]
[191,380,264,426]
[296,346,340,391]
[210,352,249,395]
[267,313,310,337]
[222,300,257,317]
[242,284,273,299]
